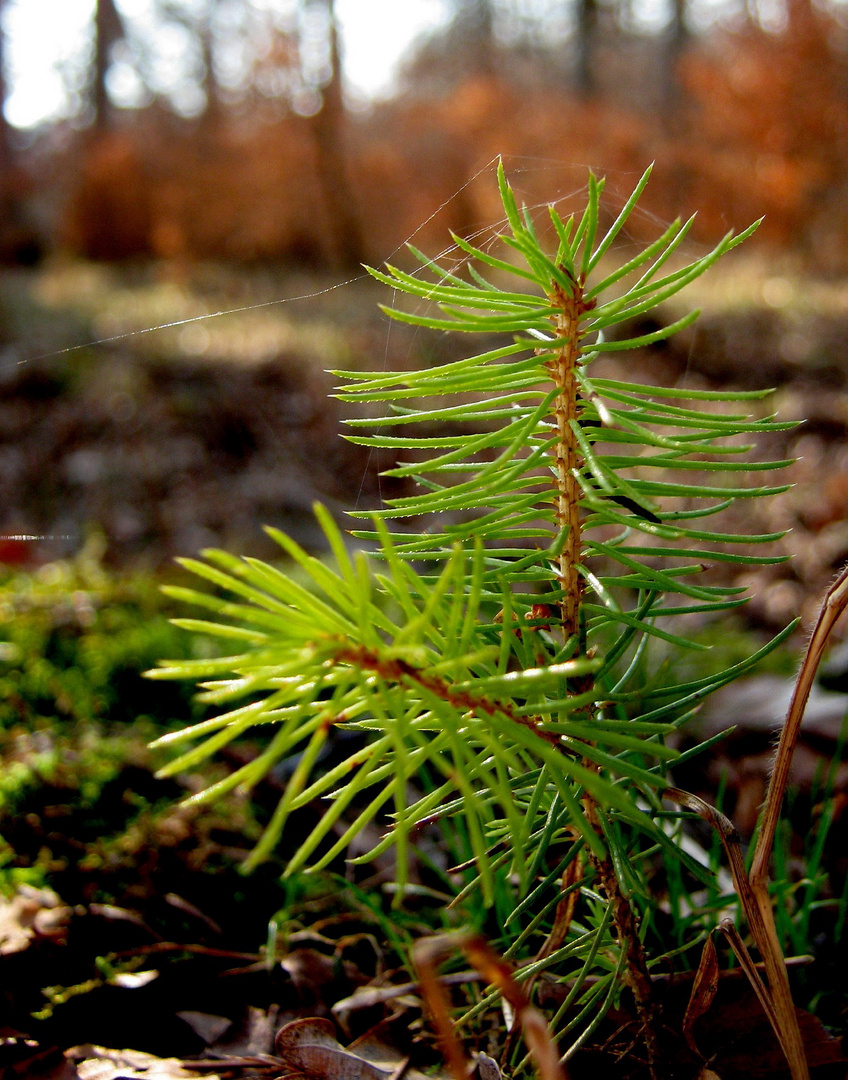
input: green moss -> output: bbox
[0,545,211,730]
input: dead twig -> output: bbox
[664,562,848,1080]
[413,931,569,1080]
[663,788,801,1071]
[747,564,848,1080]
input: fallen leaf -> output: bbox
[683,934,720,1056]
[0,887,71,955]
[207,1005,276,1057]
[175,1012,232,1047]
[67,1044,218,1079]
[473,1052,502,1080]
[275,1018,432,1080]
[280,947,360,1003]
[655,977,846,1078]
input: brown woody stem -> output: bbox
[335,644,561,747]
[547,271,661,1075]
[582,784,661,1079]
[547,271,589,647]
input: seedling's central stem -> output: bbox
[548,273,663,1070]
[548,270,589,648]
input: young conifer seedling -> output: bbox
[149,163,799,1071]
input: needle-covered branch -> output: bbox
[151,161,799,1070]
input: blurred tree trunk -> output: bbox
[574,0,599,97]
[786,0,818,35]
[453,0,497,75]
[0,0,13,175]
[307,0,365,270]
[93,0,126,130]
[198,12,219,121]
[152,0,223,125]
[661,0,689,123]
[191,0,223,124]
[0,0,40,263]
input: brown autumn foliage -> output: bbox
[674,0,848,258]
[45,1,848,272]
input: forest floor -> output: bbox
[1,257,848,1079]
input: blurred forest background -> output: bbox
[2,0,848,267]
[3,0,848,618]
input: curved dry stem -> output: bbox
[750,562,848,883]
[414,931,569,1080]
[664,564,848,1080]
[663,787,808,1078]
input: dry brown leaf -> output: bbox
[0,887,71,955]
[275,1017,432,1080]
[683,934,720,1057]
[174,1012,232,1047]
[67,1044,218,1079]
[472,1052,502,1080]
[688,987,845,1077]
[280,947,358,1000]
[205,1005,277,1058]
